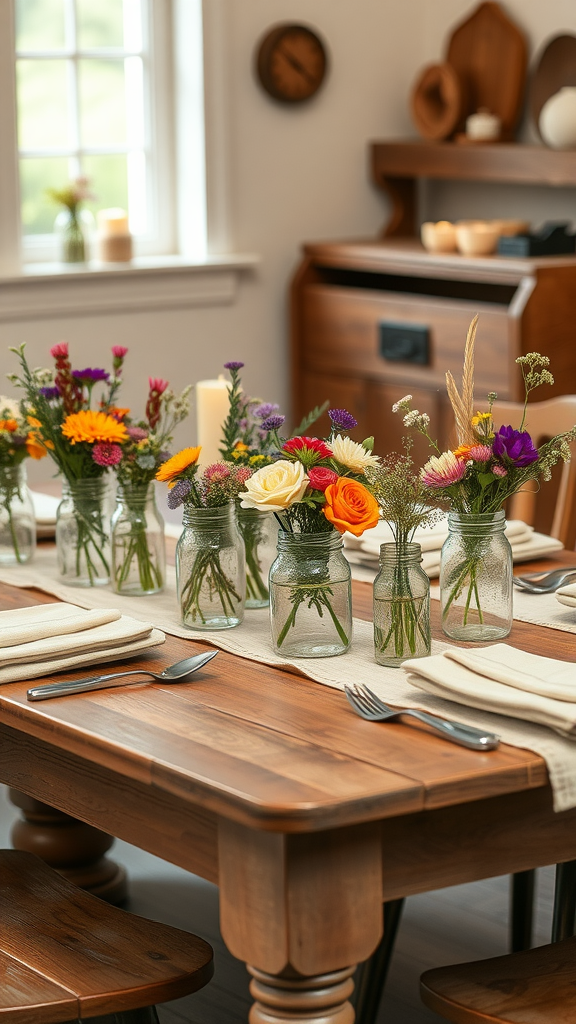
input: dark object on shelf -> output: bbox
[411,63,467,140]
[498,222,576,257]
[379,321,429,364]
[529,34,576,139]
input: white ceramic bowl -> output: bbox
[455,221,500,256]
[421,220,457,253]
[490,219,530,237]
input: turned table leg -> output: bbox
[9,789,128,904]
[218,819,383,1024]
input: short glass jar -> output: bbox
[56,477,111,587]
[111,482,165,595]
[54,208,95,263]
[176,503,245,630]
[236,506,278,609]
[269,529,352,658]
[440,510,513,641]
[0,464,35,564]
[373,542,430,667]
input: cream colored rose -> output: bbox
[329,434,380,474]
[240,460,309,511]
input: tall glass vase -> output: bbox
[56,478,111,586]
[0,464,35,564]
[176,503,245,630]
[440,510,513,641]
[373,542,430,667]
[237,505,278,609]
[111,482,165,595]
[54,208,94,263]
[269,530,352,658]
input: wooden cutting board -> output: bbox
[446,1,527,138]
[529,34,576,139]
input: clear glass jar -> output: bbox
[269,529,352,658]
[440,510,512,641]
[54,208,95,263]
[373,542,430,667]
[176,503,245,630]
[111,482,165,595]
[237,506,278,609]
[0,464,35,564]
[56,477,111,587]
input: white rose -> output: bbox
[240,460,309,511]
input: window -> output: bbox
[12,0,177,260]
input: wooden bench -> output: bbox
[0,849,213,1023]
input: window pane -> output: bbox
[76,0,124,48]
[17,59,70,148]
[83,154,129,217]
[20,156,71,234]
[16,0,65,51]
[78,59,126,146]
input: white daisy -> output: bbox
[329,434,380,474]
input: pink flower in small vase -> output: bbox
[421,451,467,488]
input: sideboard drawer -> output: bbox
[301,285,511,395]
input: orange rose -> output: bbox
[323,478,379,537]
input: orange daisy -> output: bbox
[61,410,128,445]
[453,444,474,461]
[25,433,49,459]
[156,446,201,483]
[0,419,18,432]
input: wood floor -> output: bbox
[0,785,555,1024]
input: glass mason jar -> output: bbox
[111,482,165,595]
[236,505,278,609]
[56,477,112,587]
[0,464,36,564]
[176,503,245,630]
[373,542,431,667]
[440,510,513,641]
[54,208,95,263]
[269,529,352,658]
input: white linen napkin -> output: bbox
[0,602,121,647]
[404,644,576,738]
[556,583,576,609]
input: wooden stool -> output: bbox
[0,849,213,1023]
[420,935,576,1024]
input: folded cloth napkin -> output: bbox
[556,583,576,609]
[0,603,121,647]
[0,603,165,684]
[404,644,576,738]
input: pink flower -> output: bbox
[50,342,69,359]
[492,464,508,477]
[112,346,128,358]
[308,466,339,491]
[92,442,123,467]
[204,462,231,483]
[468,445,492,462]
[127,426,148,441]
[236,467,253,484]
[148,377,169,395]
[421,451,467,488]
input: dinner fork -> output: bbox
[513,570,576,594]
[344,684,500,751]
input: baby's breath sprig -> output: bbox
[366,438,443,548]
[516,353,555,430]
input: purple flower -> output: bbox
[260,414,285,432]
[492,425,539,467]
[224,361,244,371]
[39,386,60,400]
[127,426,148,441]
[72,368,110,384]
[254,402,279,420]
[167,479,192,509]
[329,408,358,431]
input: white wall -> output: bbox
[2,0,576,487]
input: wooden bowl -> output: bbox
[455,221,500,256]
[411,62,467,140]
[490,219,530,237]
[421,221,457,253]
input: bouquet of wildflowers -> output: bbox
[397,315,576,633]
[157,448,251,627]
[47,176,94,262]
[0,396,47,563]
[111,372,191,595]
[9,342,128,584]
[239,409,380,651]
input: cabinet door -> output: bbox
[297,372,370,441]
[366,382,441,463]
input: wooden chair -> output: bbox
[0,849,213,1023]
[420,934,576,1024]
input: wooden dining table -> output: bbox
[1,553,576,1024]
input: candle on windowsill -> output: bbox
[97,207,133,263]
[196,376,231,469]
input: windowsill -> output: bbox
[0,252,260,321]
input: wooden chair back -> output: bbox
[481,395,576,548]
[0,849,213,1023]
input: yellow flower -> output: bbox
[471,412,491,427]
[453,444,474,461]
[27,416,42,429]
[156,446,201,483]
[61,410,128,445]
[25,433,48,459]
[234,441,249,452]
[249,454,265,465]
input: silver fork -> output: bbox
[344,684,500,751]
[513,570,576,594]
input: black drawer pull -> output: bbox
[379,322,429,364]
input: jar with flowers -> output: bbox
[239,409,380,657]
[47,176,95,263]
[0,396,46,564]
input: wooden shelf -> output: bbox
[370,140,576,237]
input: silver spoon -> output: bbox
[27,650,219,701]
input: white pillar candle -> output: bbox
[196,376,231,468]
[96,208,132,262]
[97,207,130,236]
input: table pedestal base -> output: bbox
[9,790,128,905]
[248,966,355,1024]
